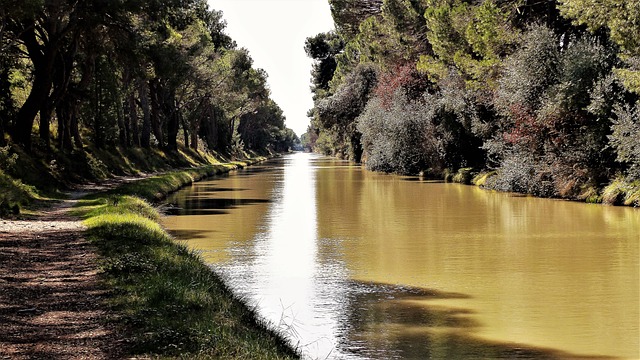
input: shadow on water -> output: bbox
[402,176,444,183]
[232,166,278,177]
[194,186,250,193]
[169,198,272,216]
[338,281,616,360]
[168,229,214,241]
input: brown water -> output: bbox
[163,153,639,359]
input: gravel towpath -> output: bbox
[0,177,144,359]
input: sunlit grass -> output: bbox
[75,159,297,359]
[603,177,640,206]
[451,167,475,185]
[472,171,496,187]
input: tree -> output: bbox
[329,0,384,40]
[315,63,378,161]
[305,32,344,98]
[558,0,640,93]
[488,25,620,197]
[610,103,640,180]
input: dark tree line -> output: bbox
[305,0,640,205]
[0,0,297,156]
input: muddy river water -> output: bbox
[163,153,639,359]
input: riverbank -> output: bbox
[72,157,300,359]
[463,169,640,207]
[418,166,639,207]
[1,154,299,359]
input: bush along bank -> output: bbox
[438,167,640,207]
[74,158,300,359]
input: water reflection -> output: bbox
[164,153,639,359]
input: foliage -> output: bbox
[0,0,296,156]
[305,32,344,99]
[307,0,640,205]
[358,90,438,174]
[610,102,640,180]
[0,169,36,215]
[602,177,640,207]
[358,73,482,176]
[419,0,519,88]
[329,0,384,40]
[558,0,640,93]
[315,64,378,161]
[487,26,620,197]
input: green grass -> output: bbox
[75,159,298,359]
[451,167,476,185]
[472,171,496,187]
[0,169,40,215]
[602,177,640,206]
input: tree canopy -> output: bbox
[0,0,298,156]
[306,0,640,204]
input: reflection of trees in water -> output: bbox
[336,281,609,360]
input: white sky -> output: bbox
[208,0,335,136]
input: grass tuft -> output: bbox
[602,177,627,205]
[472,171,496,187]
[451,168,476,185]
[578,185,602,204]
[0,169,41,216]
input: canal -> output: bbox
[163,153,639,359]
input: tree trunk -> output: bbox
[190,116,200,150]
[57,100,73,150]
[14,27,57,150]
[138,79,151,148]
[181,112,189,149]
[93,70,103,149]
[128,91,140,146]
[39,101,52,148]
[13,69,53,150]
[43,35,78,150]
[117,97,127,147]
[0,58,12,146]
[149,80,164,148]
[71,101,82,149]
[167,97,179,151]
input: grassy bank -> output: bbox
[440,166,640,207]
[74,158,299,359]
[0,141,267,216]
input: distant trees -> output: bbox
[0,0,296,156]
[306,0,640,202]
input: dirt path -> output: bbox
[0,177,146,359]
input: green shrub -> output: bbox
[472,171,496,187]
[578,185,602,204]
[0,169,38,216]
[452,167,475,184]
[602,177,627,205]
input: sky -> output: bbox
[208,0,335,136]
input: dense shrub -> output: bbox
[357,90,441,174]
[357,75,482,176]
[316,64,379,162]
[610,102,640,180]
[487,25,622,197]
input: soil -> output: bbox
[0,177,145,359]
